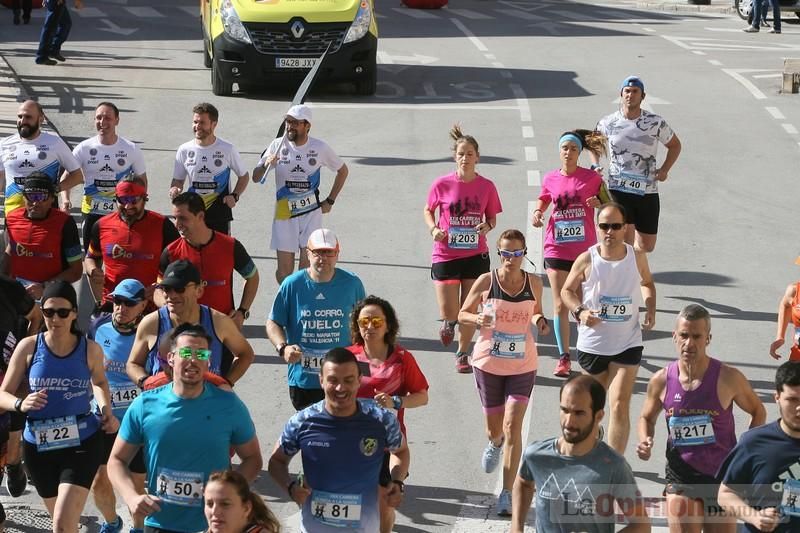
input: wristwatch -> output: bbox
[277,342,288,358]
[324,197,335,206]
[231,192,240,202]
[572,305,585,321]
[237,307,250,319]
[391,480,405,493]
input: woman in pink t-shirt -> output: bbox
[423,125,503,374]
[532,129,607,378]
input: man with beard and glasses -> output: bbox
[253,105,349,284]
[0,100,82,217]
[158,192,259,330]
[85,176,179,313]
[717,361,800,533]
[108,323,262,533]
[511,374,650,533]
[170,103,249,235]
[59,102,148,250]
[2,173,83,301]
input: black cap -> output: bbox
[23,172,56,195]
[42,280,78,309]
[160,260,201,289]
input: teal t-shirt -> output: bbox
[119,384,255,532]
[269,268,365,389]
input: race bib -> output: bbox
[554,219,585,243]
[191,181,217,194]
[30,415,80,451]
[610,172,648,196]
[155,468,204,507]
[110,383,139,409]
[490,332,526,359]
[780,479,800,517]
[289,190,318,216]
[448,226,479,250]
[300,349,326,375]
[598,295,633,322]
[90,199,117,214]
[668,414,715,446]
[311,490,362,529]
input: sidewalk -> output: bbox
[598,0,736,15]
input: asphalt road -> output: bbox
[1,0,799,531]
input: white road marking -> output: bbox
[308,103,519,111]
[510,84,532,122]
[526,201,544,275]
[782,124,799,135]
[492,62,505,69]
[643,27,657,33]
[451,18,489,51]
[525,147,539,162]
[447,9,494,20]
[752,73,782,79]
[766,106,786,120]
[721,69,768,99]
[708,59,723,66]
[522,126,535,138]
[527,170,541,187]
[661,35,693,50]
[392,7,439,19]
[692,50,706,55]
[484,54,497,61]
[494,8,546,21]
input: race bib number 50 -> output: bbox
[156,468,204,507]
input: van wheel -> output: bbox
[354,69,376,95]
[203,37,212,68]
[211,57,233,97]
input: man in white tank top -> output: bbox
[561,202,656,455]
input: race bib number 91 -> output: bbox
[289,190,318,216]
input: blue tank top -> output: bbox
[24,334,99,444]
[147,305,224,375]
[92,318,138,419]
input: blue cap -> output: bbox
[620,76,645,94]
[110,279,146,302]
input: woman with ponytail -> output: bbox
[204,470,280,533]
[531,129,608,378]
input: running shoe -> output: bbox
[496,489,512,516]
[769,29,781,34]
[553,354,571,377]
[455,351,472,374]
[5,462,26,497]
[100,516,123,533]
[481,439,503,473]
[743,26,759,32]
[439,320,455,347]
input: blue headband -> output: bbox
[620,76,645,93]
[559,133,583,151]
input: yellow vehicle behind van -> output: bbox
[201,0,378,96]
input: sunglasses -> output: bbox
[112,297,139,307]
[158,283,194,294]
[176,346,211,361]
[24,192,50,203]
[357,316,385,329]
[42,307,73,318]
[598,223,625,231]
[498,249,526,258]
[116,195,143,205]
[310,249,337,258]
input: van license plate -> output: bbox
[275,58,317,69]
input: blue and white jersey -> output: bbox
[74,135,146,215]
[89,315,138,420]
[280,399,402,533]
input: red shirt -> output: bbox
[348,343,429,436]
[161,232,256,315]
[88,211,179,303]
[5,208,82,283]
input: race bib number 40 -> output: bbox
[311,490,362,529]
[611,172,649,196]
[668,414,716,446]
[156,468,204,507]
[30,415,80,451]
[554,220,585,243]
[448,226,479,249]
[598,295,633,322]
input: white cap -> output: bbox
[286,104,312,124]
[307,228,339,251]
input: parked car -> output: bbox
[735,0,800,22]
[201,0,378,97]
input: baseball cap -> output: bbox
[620,75,645,94]
[307,228,339,252]
[23,173,56,195]
[286,104,312,124]
[160,260,201,288]
[110,279,146,302]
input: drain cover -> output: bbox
[2,505,96,533]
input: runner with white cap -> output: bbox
[252,105,349,284]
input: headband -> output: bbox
[115,181,147,197]
[559,133,583,151]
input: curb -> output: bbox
[635,2,736,14]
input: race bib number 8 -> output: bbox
[31,415,80,451]
[289,190,318,216]
[448,227,479,249]
[611,172,649,196]
[311,491,362,529]
[490,332,526,359]
[598,295,633,322]
[668,414,715,446]
[156,468,204,507]
[554,220,585,243]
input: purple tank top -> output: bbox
[663,357,736,477]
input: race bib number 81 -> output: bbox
[311,491,362,529]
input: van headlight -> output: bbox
[220,0,251,44]
[343,1,372,44]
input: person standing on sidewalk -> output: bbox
[36,0,84,66]
[744,0,781,34]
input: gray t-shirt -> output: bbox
[519,437,642,533]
